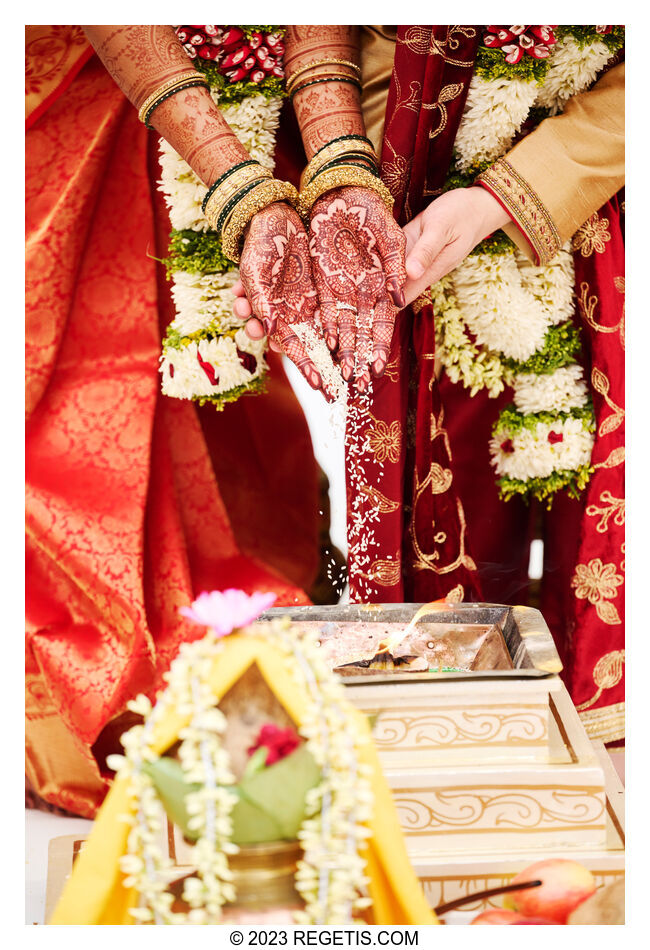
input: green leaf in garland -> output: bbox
[142,757,201,840]
[231,745,321,845]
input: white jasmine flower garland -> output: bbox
[435,27,619,501]
[107,614,374,925]
[157,48,283,410]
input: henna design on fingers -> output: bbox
[371,295,399,378]
[240,203,326,392]
[309,186,405,385]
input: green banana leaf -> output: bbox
[143,744,321,845]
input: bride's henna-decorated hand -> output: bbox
[239,202,327,395]
[308,186,407,390]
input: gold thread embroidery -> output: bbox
[578,280,625,350]
[444,584,464,603]
[359,483,400,514]
[576,651,625,712]
[594,446,625,470]
[356,554,401,587]
[571,558,623,625]
[365,415,401,464]
[477,159,561,264]
[591,367,624,436]
[572,213,611,257]
[422,83,464,141]
[585,490,625,533]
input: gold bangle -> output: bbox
[285,57,361,92]
[298,165,393,218]
[204,164,273,227]
[301,138,377,190]
[137,71,205,124]
[221,179,300,263]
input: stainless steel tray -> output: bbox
[259,602,562,681]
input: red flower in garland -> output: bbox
[247,723,302,765]
[483,25,557,63]
[174,25,284,83]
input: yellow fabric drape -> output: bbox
[51,634,437,925]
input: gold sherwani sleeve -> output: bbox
[478,62,625,264]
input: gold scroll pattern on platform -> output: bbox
[392,786,606,835]
[372,708,548,751]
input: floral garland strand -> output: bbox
[107,594,374,925]
[435,25,623,503]
[158,26,285,409]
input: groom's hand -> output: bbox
[402,187,510,305]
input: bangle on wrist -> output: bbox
[220,179,300,263]
[289,76,362,100]
[138,71,209,128]
[298,164,393,218]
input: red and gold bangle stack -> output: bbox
[285,57,362,99]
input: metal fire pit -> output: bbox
[260,602,562,682]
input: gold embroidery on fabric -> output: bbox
[578,280,625,349]
[614,276,625,349]
[571,558,623,626]
[585,491,625,533]
[365,415,402,464]
[359,484,400,513]
[620,542,625,572]
[398,26,435,55]
[383,355,400,382]
[576,651,625,712]
[357,554,401,587]
[594,446,625,470]
[422,83,464,141]
[477,159,561,265]
[412,294,431,315]
[428,26,478,67]
[591,367,624,437]
[572,213,611,257]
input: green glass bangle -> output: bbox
[144,79,209,129]
[289,76,362,100]
[201,160,261,214]
[315,153,379,176]
[308,160,381,187]
[214,179,268,237]
[311,133,375,159]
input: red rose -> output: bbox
[248,723,302,765]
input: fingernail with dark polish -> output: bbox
[327,334,337,351]
[372,358,386,378]
[387,280,406,309]
[307,368,322,390]
[342,363,353,381]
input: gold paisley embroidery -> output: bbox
[585,491,625,533]
[382,355,400,382]
[365,416,401,464]
[426,462,454,495]
[594,446,625,470]
[576,651,625,712]
[357,555,401,587]
[572,213,611,257]
[591,367,624,436]
[359,483,400,514]
[571,558,623,625]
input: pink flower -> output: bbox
[179,588,276,635]
[248,723,302,765]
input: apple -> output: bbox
[509,859,596,923]
[470,909,528,924]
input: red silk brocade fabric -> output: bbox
[347,27,624,740]
[26,51,320,817]
[346,27,482,604]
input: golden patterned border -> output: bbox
[477,158,561,265]
[579,702,625,744]
[392,785,606,836]
[372,706,548,751]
